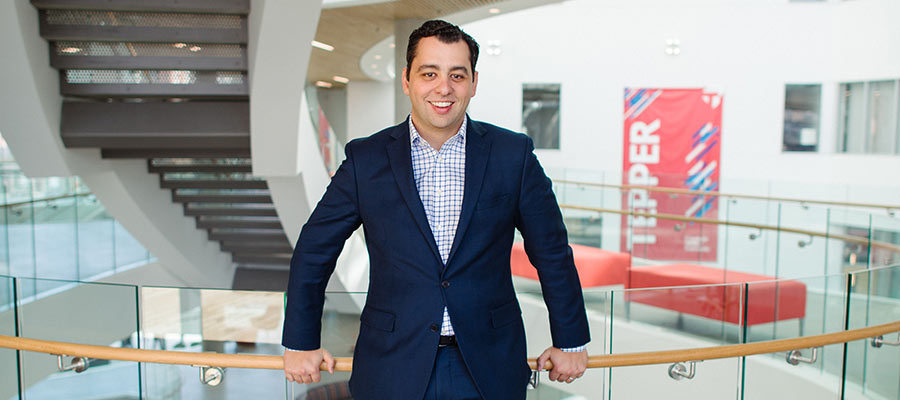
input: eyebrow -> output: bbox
[416,64,470,75]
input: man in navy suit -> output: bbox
[282,20,590,399]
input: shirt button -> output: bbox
[441,280,450,288]
[429,324,439,332]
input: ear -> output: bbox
[401,68,410,96]
[471,71,478,97]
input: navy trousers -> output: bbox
[423,345,483,400]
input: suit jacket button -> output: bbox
[441,280,450,288]
[429,324,438,332]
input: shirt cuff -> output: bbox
[560,344,587,353]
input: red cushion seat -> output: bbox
[627,263,806,325]
[510,242,630,287]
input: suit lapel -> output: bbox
[386,121,443,264]
[446,119,491,267]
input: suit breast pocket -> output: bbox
[360,306,395,332]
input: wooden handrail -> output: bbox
[559,204,900,254]
[0,320,897,372]
[555,179,900,213]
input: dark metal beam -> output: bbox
[173,193,272,203]
[101,148,250,158]
[184,207,277,217]
[161,179,267,189]
[151,164,253,174]
[32,0,250,14]
[61,101,249,149]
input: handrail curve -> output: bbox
[1,320,897,372]
[554,179,900,213]
[558,204,900,254]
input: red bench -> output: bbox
[510,242,630,287]
[626,264,806,325]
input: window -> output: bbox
[522,83,560,149]
[838,80,900,154]
[783,84,821,152]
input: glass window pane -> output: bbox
[522,83,560,149]
[867,80,897,154]
[839,82,866,153]
[783,84,820,152]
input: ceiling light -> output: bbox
[173,43,187,48]
[389,43,396,48]
[311,40,334,52]
[60,47,81,54]
[315,81,333,88]
[374,55,382,60]
[333,75,350,84]
[371,64,378,69]
[189,46,202,52]
[489,8,501,14]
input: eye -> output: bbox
[451,74,464,80]
[423,72,436,78]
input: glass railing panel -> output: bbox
[774,202,830,279]
[142,286,302,399]
[31,186,77,294]
[76,194,114,280]
[609,284,742,399]
[722,196,773,277]
[826,208,872,279]
[4,176,36,300]
[741,273,849,400]
[0,182,8,277]
[0,276,19,400]
[113,220,149,269]
[867,212,900,271]
[16,277,140,399]
[844,265,900,400]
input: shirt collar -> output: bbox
[409,115,468,147]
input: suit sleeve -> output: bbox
[282,142,363,351]
[514,136,590,349]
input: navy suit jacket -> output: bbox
[283,118,590,400]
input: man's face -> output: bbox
[402,36,478,138]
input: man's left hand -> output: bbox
[536,347,588,383]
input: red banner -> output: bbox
[621,88,723,261]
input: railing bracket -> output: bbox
[668,360,700,380]
[871,335,900,348]
[528,370,540,389]
[797,235,814,248]
[193,365,225,386]
[56,354,89,373]
[786,347,818,365]
[748,228,762,240]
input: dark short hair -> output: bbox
[406,20,479,81]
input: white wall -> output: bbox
[347,80,397,140]
[463,0,900,194]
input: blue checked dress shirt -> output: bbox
[408,117,585,353]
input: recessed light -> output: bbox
[389,43,396,48]
[315,81,333,88]
[371,64,378,69]
[489,8,501,14]
[60,47,81,54]
[189,46,202,52]
[173,43,187,48]
[311,40,334,52]
[374,55,382,60]
[333,75,350,84]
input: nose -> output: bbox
[435,77,452,96]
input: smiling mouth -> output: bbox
[428,101,453,108]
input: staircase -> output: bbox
[30,0,294,278]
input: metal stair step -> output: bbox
[151,164,253,174]
[231,253,292,265]
[185,206,276,216]
[221,242,292,253]
[197,217,282,229]
[175,193,272,203]
[208,230,288,242]
[32,0,250,14]
[162,179,267,189]
[102,148,251,159]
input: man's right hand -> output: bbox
[284,348,335,384]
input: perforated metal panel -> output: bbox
[45,10,242,29]
[55,41,243,57]
[65,69,197,84]
[215,72,243,85]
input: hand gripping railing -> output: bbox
[0,320,897,384]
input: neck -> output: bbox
[411,118,464,151]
